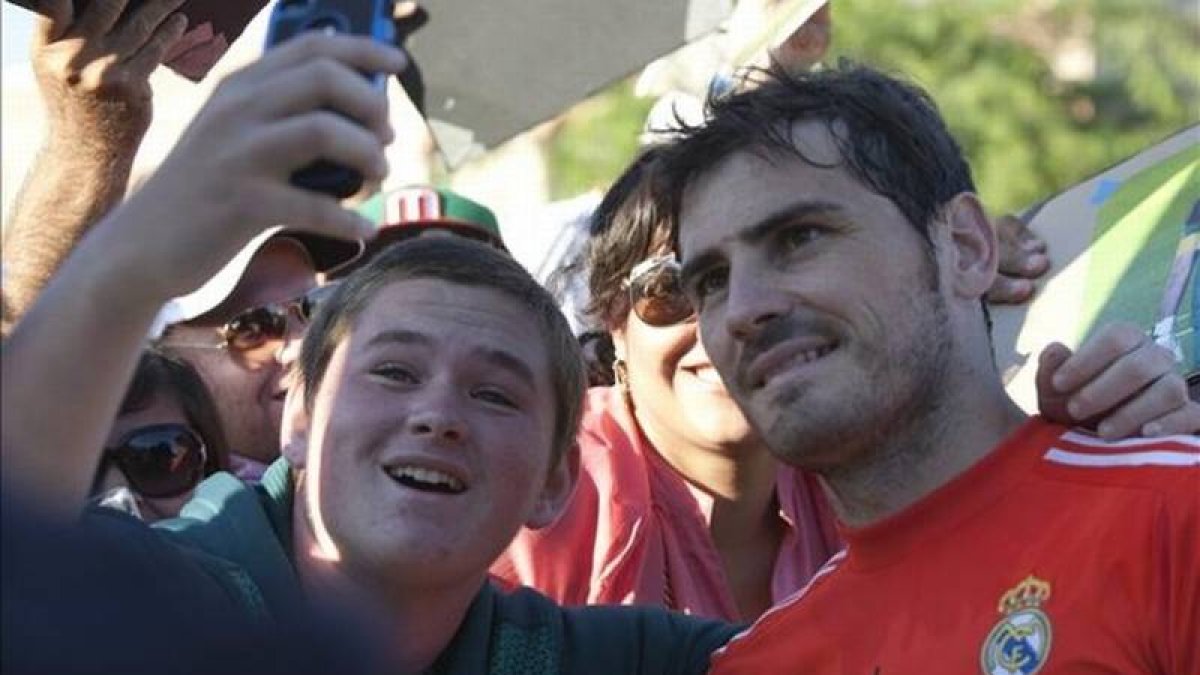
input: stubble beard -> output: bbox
[761,286,955,479]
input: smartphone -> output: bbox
[264,0,396,198]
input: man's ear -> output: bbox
[941,192,998,301]
[524,441,580,530]
[280,382,311,469]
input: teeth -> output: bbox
[694,367,724,384]
[797,345,835,365]
[757,344,836,388]
[386,465,464,493]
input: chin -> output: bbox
[687,412,757,449]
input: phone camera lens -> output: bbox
[307,17,344,34]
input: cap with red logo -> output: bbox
[347,186,506,273]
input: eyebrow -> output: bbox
[474,347,538,390]
[365,329,537,389]
[679,200,844,285]
[366,329,434,350]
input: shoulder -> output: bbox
[76,505,264,618]
[559,600,739,674]
[489,585,738,675]
[1031,425,1199,498]
[579,387,635,446]
[154,469,301,619]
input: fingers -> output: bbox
[996,218,1050,280]
[1051,323,1145,395]
[1058,331,1176,422]
[989,213,1049,305]
[985,275,1036,305]
[252,58,394,144]
[1091,375,1195,439]
[68,0,130,40]
[252,183,376,243]
[109,0,187,57]
[997,213,1047,253]
[1140,401,1200,438]
[248,32,408,85]
[124,12,188,78]
[33,0,73,45]
[247,111,390,185]
[1034,342,1073,424]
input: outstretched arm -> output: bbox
[1,33,405,519]
[1,0,186,334]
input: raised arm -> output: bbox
[1,0,186,334]
[1,33,405,519]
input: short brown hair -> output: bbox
[121,350,231,475]
[298,237,586,466]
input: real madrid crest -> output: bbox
[980,575,1053,675]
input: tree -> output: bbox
[542,0,1199,214]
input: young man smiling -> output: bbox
[657,63,1199,674]
[1,31,736,675]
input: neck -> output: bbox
[635,407,784,620]
[291,496,479,674]
[819,365,1026,529]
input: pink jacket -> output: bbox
[491,386,842,621]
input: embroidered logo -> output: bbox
[980,575,1053,675]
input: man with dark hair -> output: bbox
[655,62,1198,672]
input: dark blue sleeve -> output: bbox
[559,604,742,675]
[3,498,382,675]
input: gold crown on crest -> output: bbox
[997,575,1052,615]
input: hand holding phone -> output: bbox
[263,0,396,198]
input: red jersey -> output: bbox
[708,418,1200,675]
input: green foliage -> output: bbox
[544,79,656,199]
[543,0,1199,213]
[831,0,1199,214]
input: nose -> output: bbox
[724,267,788,343]
[274,314,307,367]
[405,390,468,444]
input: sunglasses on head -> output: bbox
[95,423,208,499]
[626,254,696,327]
[165,283,340,363]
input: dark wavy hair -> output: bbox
[657,60,976,254]
[584,146,673,330]
[654,59,991,327]
[120,350,230,476]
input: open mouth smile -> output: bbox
[384,465,467,495]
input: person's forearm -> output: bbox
[1,213,160,520]
[1,134,140,334]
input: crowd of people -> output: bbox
[2,1,1197,673]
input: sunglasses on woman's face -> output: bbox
[164,283,340,365]
[96,423,208,499]
[626,254,696,327]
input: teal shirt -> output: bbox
[152,459,739,675]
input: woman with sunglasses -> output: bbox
[492,149,1197,622]
[92,351,230,522]
[493,151,837,620]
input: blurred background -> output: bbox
[3,0,1198,256]
[545,0,1199,214]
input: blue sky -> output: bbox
[3,4,35,70]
